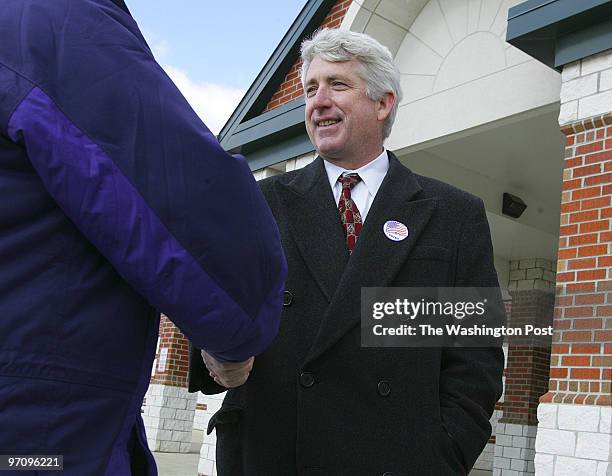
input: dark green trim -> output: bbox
[246,131,314,172]
[556,18,612,67]
[218,0,335,148]
[225,98,305,151]
[506,0,612,70]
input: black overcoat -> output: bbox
[189,153,504,476]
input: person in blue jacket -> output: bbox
[0,0,287,474]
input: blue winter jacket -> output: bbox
[0,0,287,474]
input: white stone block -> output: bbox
[601,68,612,92]
[158,386,173,397]
[528,437,536,449]
[601,407,612,434]
[203,431,217,444]
[496,445,504,457]
[161,418,180,431]
[145,427,158,440]
[555,456,598,476]
[207,443,217,460]
[160,407,176,419]
[506,423,525,436]
[179,442,191,453]
[521,448,535,460]
[513,436,528,448]
[575,432,611,461]
[581,50,612,75]
[534,453,554,476]
[498,423,506,434]
[562,61,581,82]
[171,430,192,443]
[527,460,535,473]
[176,409,195,421]
[168,397,188,410]
[538,403,558,429]
[561,74,599,102]
[159,440,180,452]
[497,434,514,446]
[559,99,579,124]
[146,405,163,418]
[500,470,519,476]
[524,425,538,437]
[597,461,611,476]
[579,89,612,119]
[198,458,214,476]
[494,456,511,469]
[504,446,522,459]
[511,458,527,471]
[155,429,173,441]
[145,416,161,430]
[558,405,601,432]
[493,468,502,476]
[144,395,159,407]
[536,428,576,456]
[200,442,209,459]
[146,384,158,396]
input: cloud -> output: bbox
[163,65,246,135]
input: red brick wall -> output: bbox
[263,0,353,113]
[501,291,554,425]
[150,314,190,387]
[541,113,612,407]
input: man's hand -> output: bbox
[201,350,254,388]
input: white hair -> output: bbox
[300,28,402,139]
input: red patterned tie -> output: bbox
[338,173,362,253]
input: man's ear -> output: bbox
[377,92,396,122]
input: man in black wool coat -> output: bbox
[189,27,504,476]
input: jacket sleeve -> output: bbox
[440,197,505,472]
[0,0,287,362]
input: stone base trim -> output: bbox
[535,402,611,475]
[142,383,197,453]
[493,423,537,475]
[197,393,224,476]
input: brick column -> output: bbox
[142,315,197,453]
[534,50,612,476]
[493,259,555,476]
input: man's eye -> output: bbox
[306,87,317,97]
[332,82,347,89]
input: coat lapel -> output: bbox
[276,157,349,302]
[304,153,439,365]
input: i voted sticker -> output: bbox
[383,220,408,241]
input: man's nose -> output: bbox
[311,86,332,108]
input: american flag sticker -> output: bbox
[383,220,408,241]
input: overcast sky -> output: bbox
[126,0,307,133]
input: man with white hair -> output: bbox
[190,28,504,475]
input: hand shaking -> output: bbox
[201,350,254,388]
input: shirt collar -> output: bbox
[323,149,389,197]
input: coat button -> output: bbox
[283,290,293,306]
[377,380,391,397]
[299,372,315,388]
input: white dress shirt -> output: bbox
[323,149,389,222]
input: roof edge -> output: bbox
[218,0,335,146]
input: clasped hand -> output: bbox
[201,350,254,388]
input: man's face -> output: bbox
[303,56,387,168]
